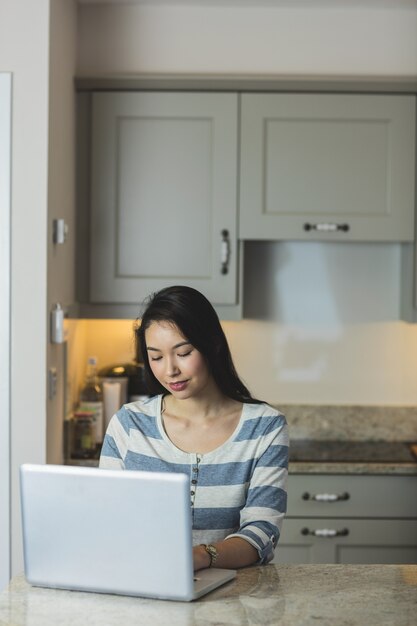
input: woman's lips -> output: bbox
[168,381,189,392]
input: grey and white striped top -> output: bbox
[99,395,289,564]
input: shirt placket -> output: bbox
[190,453,202,519]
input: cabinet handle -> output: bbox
[304,222,350,233]
[220,229,231,275]
[302,492,350,502]
[301,527,349,538]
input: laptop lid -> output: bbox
[20,464,234,601]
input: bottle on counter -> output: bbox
[79,356,104,450]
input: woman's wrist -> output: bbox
[200,543,218,567]
[193,538,259,571]
[193,544,212,570]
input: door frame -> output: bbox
[0,72,12,589]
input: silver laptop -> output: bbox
[20,464,236,601]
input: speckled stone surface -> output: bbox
[279,405,417,442]
[274,405,417,475]
[289,460,417,475]
[1,565,416,626]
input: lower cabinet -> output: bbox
[277,519,417,564]
[275,474,417,564]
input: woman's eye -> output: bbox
[178,350,192,358]
[150,356,162,362]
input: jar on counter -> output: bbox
[68,411,97,460]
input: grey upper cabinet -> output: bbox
[89,92,238,306]
[239,93,416,241]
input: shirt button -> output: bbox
[191,479,197,485]
[190,490,195,496]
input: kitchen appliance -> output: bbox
[100,378,127,431]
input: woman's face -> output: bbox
[145,321,214,400]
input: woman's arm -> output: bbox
[193,412,289,571]
[193,537,258,571]
[201,413,288,569]
[226,417,288,564]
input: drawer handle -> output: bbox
[302,492,350,502]
[304,222,350,233]
[301,527,349,538]
[220,229,230,275]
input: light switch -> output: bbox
[50,303,65,343]
[52,218,68,244]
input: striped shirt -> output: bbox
[99,395,289,564]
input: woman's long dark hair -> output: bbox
[135,286,262,404]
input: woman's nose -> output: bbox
[166,359,180,377]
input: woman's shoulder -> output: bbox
[110,395,162,434]
[122,394,160,417]
[236,401,287,441]
[243,401,285,421]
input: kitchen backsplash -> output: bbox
[65,317,417,410]
[280,405,417,441]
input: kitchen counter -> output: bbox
[280,404,417,475]
[289,460,417,475]
[1,565,416,626]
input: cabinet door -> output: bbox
[276,519,417,564]
[90,92,238,305]
[240,93,415,241]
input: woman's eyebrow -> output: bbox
[146,341,191,352]
[174,341,192,349]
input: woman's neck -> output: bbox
[160,390,244,454]
[163,388,238,423]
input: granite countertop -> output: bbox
[1,565,416,626]
[289,460,417,475]
[278,405,417,476]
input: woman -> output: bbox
[100,286,289,571]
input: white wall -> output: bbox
[0,0,50,582]
[77,1,417,76]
